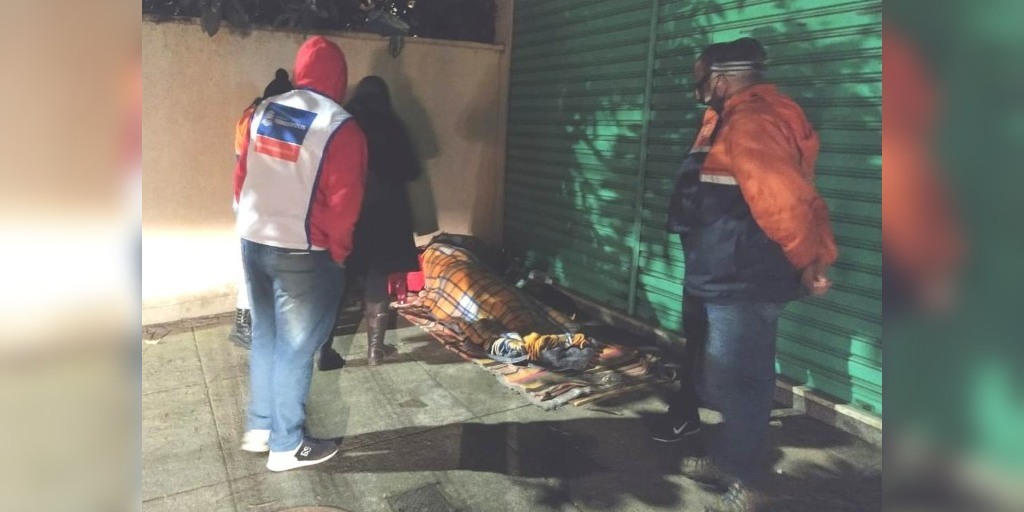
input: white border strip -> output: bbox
[700,174,738,186]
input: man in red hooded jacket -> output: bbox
[233,36,367,472]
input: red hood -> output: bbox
[294,36,348,103]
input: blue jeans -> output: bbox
[241,240,345,452]
[700,301,787,485]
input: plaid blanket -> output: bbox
[418,243,580,351]
[398,242,671,408]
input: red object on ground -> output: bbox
[388,250,426,300]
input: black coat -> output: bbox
[344,81,422,276]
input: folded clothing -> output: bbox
[489,333,529,364]
[537,345,598,373]
[523,332,590,361]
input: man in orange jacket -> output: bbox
[656,38,837,511]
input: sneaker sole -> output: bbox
[651,428,701,443]
[266,447,339,472]
[240,442,269,453]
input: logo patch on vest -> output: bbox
[254,103,318,162]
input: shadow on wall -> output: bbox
[503,0,652,315]
[507,0,721,319]
[505,0,881,411]
[366,44,440,237]
[743,10,882,413]
[459,66,503,243]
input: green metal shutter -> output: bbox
[506,0,655,312]
[506,0,882,415]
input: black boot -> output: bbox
[318,298,361,372]
[365,301,395,366]
[228,308,252,349]
[317,334,347,372]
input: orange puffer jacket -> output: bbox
[679,84,838,301]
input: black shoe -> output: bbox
[704,482,763,512]
[649,414,702,443]
[266,436,340,472]
[228,308,252,349]
[317,347,347,372]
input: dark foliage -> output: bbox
[142,0,495,43]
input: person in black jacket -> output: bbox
[319,76,422,369]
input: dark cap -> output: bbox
[701,37,767,72]
[262,68,293,99]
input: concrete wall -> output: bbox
[143,15,511,324]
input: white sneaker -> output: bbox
[240,429,270,453]
[266,437,340,472]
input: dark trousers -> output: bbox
[667,291,709,422]
[669,289,787,485]
[344,257,393,305]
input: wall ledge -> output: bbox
[142,17,506,53]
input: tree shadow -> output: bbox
[313,409,877,510]
[745,12,882,414]
[762,452,882,511]
[325,416,702,510]
[758,412,882,510]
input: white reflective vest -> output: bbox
[236,89,353,251]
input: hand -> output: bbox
[801,261,832,297]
